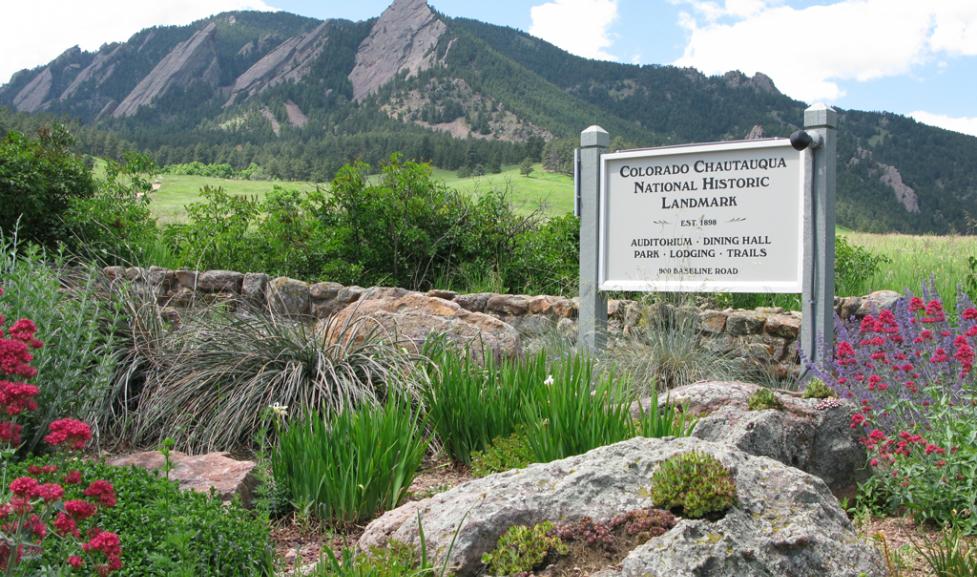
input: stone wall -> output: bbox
[103,265,901,377]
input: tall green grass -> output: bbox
[272,399,427,525]
[422,350,547,465]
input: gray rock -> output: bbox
[114,23,220,118]
[486,294,530,317]
[242,273,269,305]
[698,310,727,334]
[726,310,766,336]
[765,312,802,339]
[856,290,902,317]
[226,22,330,105]
[197,270,244,293]
[326,293,520,358]
[267,277,311,317]
[663,382,867,496]
[359,437,881,577]
[348,0,448,101]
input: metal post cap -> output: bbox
[580,125,609,147]
[804,103,838,129]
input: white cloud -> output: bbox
[530,0,619,61]
[0,0,276,84]
[673,0,977,104]
[910,111,977,138]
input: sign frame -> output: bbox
[597,138,810,294]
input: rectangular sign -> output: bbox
[599,139,807,293]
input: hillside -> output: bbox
[2,0,976,234]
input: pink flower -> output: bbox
[83,480,117,508]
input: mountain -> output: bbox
[2,0,976,234]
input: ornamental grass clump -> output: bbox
[650,451,737,519]
[271,398,427,525]
[815,287,977,532]
[130,310,422,452]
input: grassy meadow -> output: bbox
[150,163,573,223]
[146,163,975,303]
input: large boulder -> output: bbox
[107,451,257,505]
[325,293,520,358]
[656,381,866,496]
[359,437,881,577]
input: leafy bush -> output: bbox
[128,305,422,452]
[747,388,784,411]
[650,451,737,519]
[272,399,428,525]
[802,378,836,399]
[165,185,262,272]
[470,427,535,478]
[481,522,567,576]
[0,235,124,451]
[834,235,891,297]
[502,214,580,296]
[63,152,164,266]
[0,126,96,247]
[8,457,274,576]
[422,350,545,465]
[815,289,977,531]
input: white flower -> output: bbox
[269,402,289,418]
[544,374,555,386]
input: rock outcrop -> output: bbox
[113,23,220,118]
[108,451,257,505]
[325,292,520,358]
[654,382,867,496]
[59,44,124,102]
[226,22,330,106]
[359,437,882,577]
[349,0,448,102]
[12,68,53,112]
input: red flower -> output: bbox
[64,470,83,485]
[33,483,64,503]
[83,480,117,508]
[54,512,80,538]
[67,555,83,568]
[44,419,92,450]
[0,422,22,445]
[64,500,97,520]
[962,308,977,321]
[27,464,58,477]
[9,477,38,497]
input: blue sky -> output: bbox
[2,0,976,135]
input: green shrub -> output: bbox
[747,388,784,411]
[272,399,428,525]
[64,152,165,266]
[651,451,737,519]
[471,427,535,478]
[422,350,546,465]
[0,234,124,451]
[502,214,579,296]
[8,457,274,576]
[128,310,422,452]
[481,522,567,576]
[522,355,636,463]
[802,378,836,400]
[0,126,96,247]
[835,234,891,296]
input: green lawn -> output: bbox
[151,174,321,224]
[149,164,572,223]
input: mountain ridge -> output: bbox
[2,0,975,234]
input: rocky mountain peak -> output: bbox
[226,22,330,106]
[348,0,447,102]
[112,22,220,118]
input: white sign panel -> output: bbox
[599,139,807,293]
